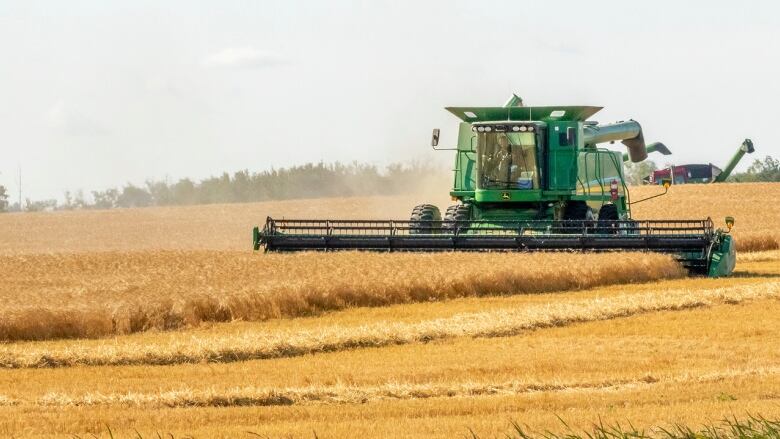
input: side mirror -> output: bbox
[661,178,672,189]
[431,128,440,147]
[725,216,735,230]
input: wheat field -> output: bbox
[0,251,682,342]
[1,182,777,254]
[629,183,780,251]
[1,182,780,437]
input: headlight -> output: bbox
[484,126,492,132]
[511,126,520,132]
[519,126,527,132]
[476,126,485,132]
[528,126,534,132]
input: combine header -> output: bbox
[254,95,737,277]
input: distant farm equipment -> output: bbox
[648,139,755,185]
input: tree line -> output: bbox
[1,156,779,213]
[0,161,446,212]
[729,155,780,182]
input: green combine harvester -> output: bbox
[254,95,737,277]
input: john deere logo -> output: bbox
[501,192,511,200]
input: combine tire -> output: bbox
[442,204,472,234]
[559,201,595,233]
[409,204,441,235]
[597,204,619,234]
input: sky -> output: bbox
[0,0,778,201]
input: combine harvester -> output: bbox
[254,95,737,277]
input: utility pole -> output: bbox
[18,164,21,211]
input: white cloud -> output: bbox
[202,47,286,69]
[44,100,108,137]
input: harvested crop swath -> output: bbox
[2,280,774,369]
[0,251,682,342]
[25,365,780,408]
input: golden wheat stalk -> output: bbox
[2,281,777,369]
[737,250,780,263]
[0,251,683,342]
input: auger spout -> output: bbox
[583,120,647,162]
[622,142,672,162]
[714,139,755,182]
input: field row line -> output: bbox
[3,280,780,369]
[3,365,779,408]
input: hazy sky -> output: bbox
[1,1,778,200]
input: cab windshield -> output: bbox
[477,132,539,190]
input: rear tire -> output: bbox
[563,201,591,221]
[442,204,471,234]
[558,201,594,233]
[409,204,441,235]
[597,204,619,234]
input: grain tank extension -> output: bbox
[254,95,737,277]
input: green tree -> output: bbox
[0,185,8,212]
[73,189,87,209]
[25,198,56,212]
[731,155,780,182]
[62,190,74,210]
[92,188,119,209]
[171,178,197,205]
[146,180,172,206]
[117,184,152,208]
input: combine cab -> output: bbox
[254,95,737,277]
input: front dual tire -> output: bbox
[409,204,441,235]
[409,204,473,235]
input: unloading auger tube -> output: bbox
[253,217,737,277]
[583,120,647,162]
